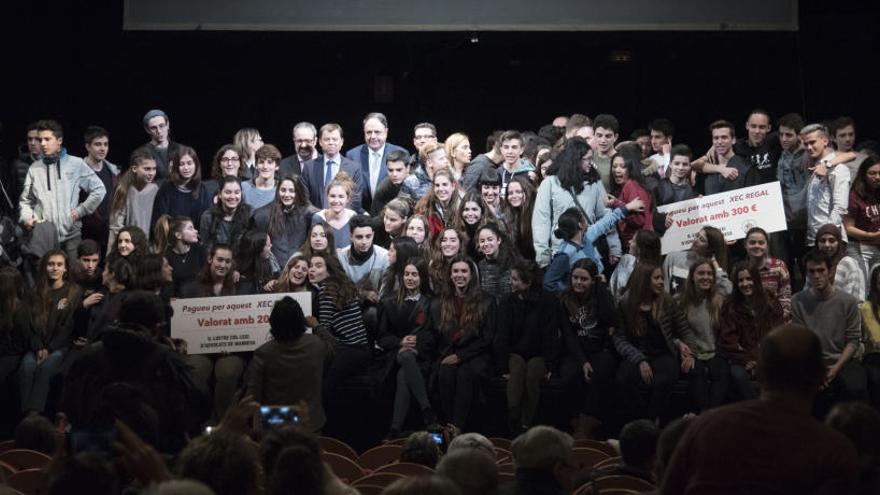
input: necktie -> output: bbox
[324,160,335,207]
[370,151,380,193]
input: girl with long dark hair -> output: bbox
[415,168,462,238]
[557,258,626,437]
[182,244,246,421]
[377,258,439,437]
[434,255,495,434]
[744,226,792,320]
[198,176,253,253]
[845,155,880,287]
[152,146,212,231]
[236,231,281,294]
[251,176,317,264]
[616,263,696,424]
[608,151,653,251]
[429,227,468,290]
[293,222,337,261]
[379,236,421,298]
[500,176,537,260]
[308,252,371,395]
[475,223,517,300]
[719,261,784,400]
[20,250,82,412]
[678,258,730,412]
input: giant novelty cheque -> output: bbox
[171,292,312,354]
[657,182,787,254]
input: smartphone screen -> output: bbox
[69,429,118,456]
[257,406,299,430]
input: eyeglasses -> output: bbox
[220,157,241,163]
[415,134,436,140]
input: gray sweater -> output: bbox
[19,154,106,242]
[791,288,861,361]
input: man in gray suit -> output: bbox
[301,123,364,213]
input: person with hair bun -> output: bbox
[543,195,644,293]
[313,172,357,249]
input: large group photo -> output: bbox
[1,0,878,494]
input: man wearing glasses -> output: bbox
[279,121,319,179]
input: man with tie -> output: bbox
[278,121,319,179]
[301,123,364,212]
[345,112,407,213]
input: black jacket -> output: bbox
[61,323,209,454]
[495,291,560,374]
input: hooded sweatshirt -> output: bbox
[19,153,106,242]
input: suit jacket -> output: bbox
[300,155,364,213]
[278,154,304,180]
[345,143,407,213]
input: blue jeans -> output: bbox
[19,350,66,412]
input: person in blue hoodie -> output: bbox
[543,196,644,292]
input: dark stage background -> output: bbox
[2,1,877,169]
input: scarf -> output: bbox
[348,244,374,266]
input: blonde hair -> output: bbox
[445,132,470,167]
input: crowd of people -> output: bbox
[1,108,880,490]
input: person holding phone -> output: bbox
[246,296,333,432]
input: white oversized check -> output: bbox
[171,292,312,354]
[657,182,788,254]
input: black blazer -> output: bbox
[300,155,364,213]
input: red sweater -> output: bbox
[612,179,653,250]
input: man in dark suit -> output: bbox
[301,123,364,212]
[345,112,407,213]
[278,121,319,180]
[245,296,333,432]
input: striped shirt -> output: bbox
[318,287,368,347]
